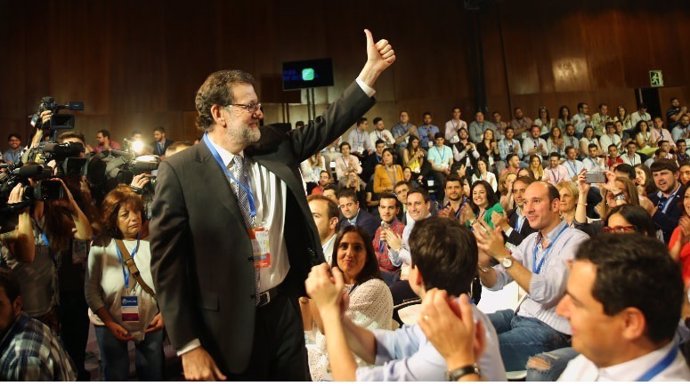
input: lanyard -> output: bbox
[532,223,568,274]
[658,186,681,215]
[567,161,578,176]
[636,346,677,381]
[551,168,560,182]
[115,238,140,289]
[203,134,257,219]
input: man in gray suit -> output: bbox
[149,29,395,381]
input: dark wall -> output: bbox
[1,0,688,147]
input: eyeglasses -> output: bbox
[227,102,262,114]
[602,225,636,233]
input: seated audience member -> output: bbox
[335,142,363,182]
[511,107,533,138]
[391,111,419,156]
[347,117,375,157]
[500,153,522,177]
[620,141,643,167]
[373,193,405,285]
[469,111,497,144]
[669,187,690,285]
[635,164,656,197]
[582,144,606,173]
[306,217,506,381]
[301,153,327,192]
[527,154,545,181]
[474,181,589,371]
[427,133,454,199]
[546,126,565,155]
[556,181,578,226]
[306,226,395,381]
[393,181,410,223]
[579,126,600,158]
[0,269,76,381]
[85,186,164,380]
[497,128,524,166]
[544,152,569,185]
[444,107,468,142]
[492,176,537,246]
[562,124,580,152]
[676,140,690,164]
[475,129,499,166]
[563,146,584,179]
[574,171,641,236]
[525,204,658,381]
[598,122,621,154]
[373,148,403,194]
[424,233,690,381]
[94,129,122,153]
[383,188,432,306]
[522,125,548,163]
[557,234,689,381]
[403,135,427,178]
[492,111,509,135]
[470,158,497,192]
[369,117,395,148]
[462,180,503,230]
[417,112,440,151]
[310,170,332,195]
[437,176,466,221]
[307,195,340,265]
[3,133,22,165]
[646,159,684,244]
[337,188,378,241]
[606,144,623,168]
[680,162,690,187]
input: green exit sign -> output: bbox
[302,68,315,81]
[649,70,663,87]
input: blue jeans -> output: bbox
[94,325,164,380]
[526,347,579,381]
[488,309,571,371]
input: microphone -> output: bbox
[379,221,387,253]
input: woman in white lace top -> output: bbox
[307,226,395,381]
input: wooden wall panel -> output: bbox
[1,0,689,150]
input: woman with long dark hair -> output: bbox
[461,180,503,229]
[306,226,394,380]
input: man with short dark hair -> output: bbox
[372,193,405,284]
[445,107,468,142]
[557,234,689,381]
[666,97,687,130]
[583,144,605,172]
[591,103,612,137]
[347,117,375,158]
[417,112,440,151]
[544,152,569,185]
[306,217,506,381]
[0,269,76,380]
[369,117,395,147]
[522,125,548,162]
[94,129,121,153]
[646,159,684,244]
[322,183,338,202]
[3,134,21,165]
[474,181,589,371]
[572,102,591,135]
[437,177,465,220]
[393,181,410,223]
[620,141,642,167]
[493,175,537,246]
[337,188,379,241]
[469,111,497,144]
[510,107,533,138]
[672,114,690,142]
[151,126,174,156]
[563,124,580,152]
[498,127,523,163]
[630,103,651,128]
[427,133,453,199]
[563,146,584,179]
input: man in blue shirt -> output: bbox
[306,216,506,381]
[417,112,440,151]
[2,134,21,165]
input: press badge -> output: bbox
[249,224,271,269]
[428,141,434,148]
[121,295,140,322]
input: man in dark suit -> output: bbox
[494,175,537,246]
[647,159,684,244]
[151,126,173,156]
[149,29,395,381]
[337,188,380,241]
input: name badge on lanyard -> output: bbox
[121,296,140,322]
[249,222,272,269]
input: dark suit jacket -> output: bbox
[149,82,374,374]
[339,209,380,242]
[151,138,174,156]
[650,186,685,244]
[505,208,536,246]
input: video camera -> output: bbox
[100,141,160,194]
[29,96,84,140]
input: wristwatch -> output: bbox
[501,256,513,269]
[446,364,480,381]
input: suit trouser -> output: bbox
[230,293,310,381]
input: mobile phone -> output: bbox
[585,172,606,184]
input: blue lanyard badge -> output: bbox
[115,238,140,289]
[531,223,568,274]
[657,186,680,215]
[203,134,257,219]
[636,346,677,381]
